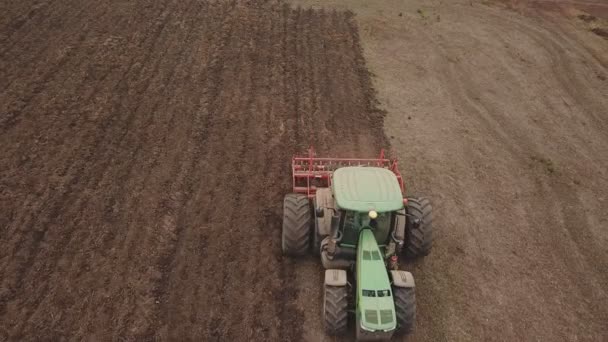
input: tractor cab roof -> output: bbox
[332,167,404,212]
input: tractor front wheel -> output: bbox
[393,286,416,334]
[282,193,311,256]
[323,285,348,335]
[404,197,433,257]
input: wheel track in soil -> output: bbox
[482,10,608,331]
[373,3,607,340]
[482,7,608,282]
[434,6,608,293]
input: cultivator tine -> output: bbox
[292,146,405,198]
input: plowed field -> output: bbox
[0,1,386,340]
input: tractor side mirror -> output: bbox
[315,208,325,218]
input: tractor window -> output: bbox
[340,211,360,245]
[371,212,391,244]
[340,211,393,245]
[362,289,376,297]
[377,290,391,297]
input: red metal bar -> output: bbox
[292,147,405,198]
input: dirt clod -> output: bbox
[591,27,608,38]
[578,14,597,22]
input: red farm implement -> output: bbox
[291,147,405,198]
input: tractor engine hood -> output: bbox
[356,229,397,332]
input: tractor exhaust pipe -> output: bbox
[321,236,356,269]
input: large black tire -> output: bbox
[393,286,416,334]
[323,285,348,335]
[404,197,432,257]
[282,194,311,256]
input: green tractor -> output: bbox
[282,148,432,340]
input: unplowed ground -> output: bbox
[0,1,385,340]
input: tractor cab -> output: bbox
[331,167,405,248]
[313,167,407,271]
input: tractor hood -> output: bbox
[356,229,397,332]
[332,167,403,212]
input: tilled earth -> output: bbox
[0,1,386,340]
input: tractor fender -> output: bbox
[315,188,334,237]
[325,269,347,287]
[390,270,415,288]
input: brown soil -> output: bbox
[2,0,607,341]
[294,0,608,341]
[0,1,385,340]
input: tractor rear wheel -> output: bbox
[282,193,311,256]
[404,197,433,257]
[393,286,416,334]
[323,285,348,335]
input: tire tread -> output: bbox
[324,285,348,335]
[282,194,311,256]
[393,286,416,334]
[405,197,433,257]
